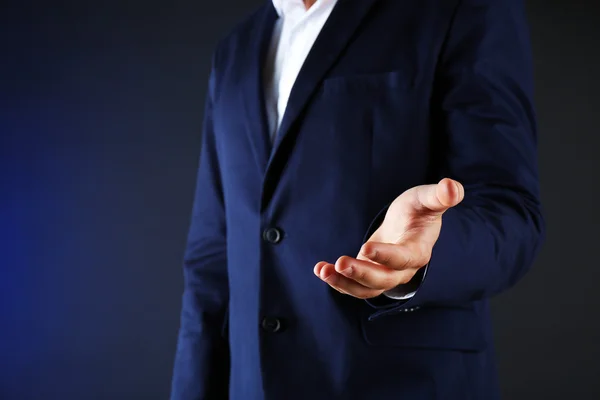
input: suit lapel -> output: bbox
[241,3,278,174]
[269,0,379,161]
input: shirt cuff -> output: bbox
[382,264,428,300]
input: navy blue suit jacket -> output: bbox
[171,0,545,399]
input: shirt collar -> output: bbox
[272,0,319,17]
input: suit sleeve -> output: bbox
[366,0,545,317]
[170,53,230,399]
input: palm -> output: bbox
[314,178,464,299]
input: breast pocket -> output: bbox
[322,69,415,96]
[321,69,424,133]
[319,69,418,141]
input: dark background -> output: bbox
[1,1,598,399]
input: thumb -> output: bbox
[406,178,464,216]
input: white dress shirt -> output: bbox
[264,0,337,140]
[264,0,422,300]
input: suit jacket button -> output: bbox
[261,317,282,333]
[263,227,283,244]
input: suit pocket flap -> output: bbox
[361,306,486,352]
[322,70,414,95]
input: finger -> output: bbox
[334,255,417,290]
[315,262,343,289]
[314,261,328,276]
[317,262,383,299]
[358,241,430,271]
[411,178,464,216]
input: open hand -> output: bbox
[314,178,464,299]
